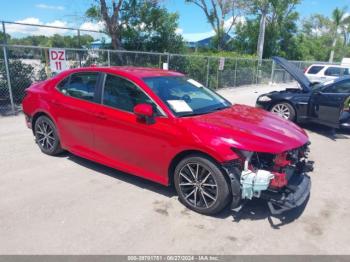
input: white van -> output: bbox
[304,64,350,83]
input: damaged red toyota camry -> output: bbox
[22,67,313,215]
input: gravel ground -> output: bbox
[0,83,349,254]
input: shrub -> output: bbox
[0,59,35,103]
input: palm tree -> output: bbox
[329,7,348,63]
[256,0,271,61]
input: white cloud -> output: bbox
[182,31,215,42]
[79,21,105,31]
[36,4,64,11]
[224,16,246,31]
[175,28,183,35]
[181,16,245,42]
[6,18,69,36]
[79,21,107,39]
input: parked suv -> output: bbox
[304,64,350,84]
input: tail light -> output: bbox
[270,172,288,189]
[303,67,308,73]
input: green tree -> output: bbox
[232,0,300,59]
[329,7,349,62]
[9,35,94,48]
[185,0,247,50]
[296,10,350,62]
[85,0,184,52]
[121,1,184,52]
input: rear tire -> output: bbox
[174,155,230,215]
[34,116,63,156]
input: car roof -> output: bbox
[308,64,349,68]
[59,66,184,79]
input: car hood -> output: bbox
[182,104,309,154]
[273,56,312,92]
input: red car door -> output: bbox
[92,73,177,185]
[52,72,101,155]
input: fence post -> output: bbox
[2,21,15,115]
[216,58,219,89]
[234,59,237,87]
[77,29,82,67]
[270,59,275,84]
[256,60,261,84]
[206,57,210,88]
[167,53,170,68]
[107,50,111,66]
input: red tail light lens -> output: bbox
[270,172,288,189]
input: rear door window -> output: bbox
[58,72,99,102]
[325,67,342,77]
[307,66,324,75]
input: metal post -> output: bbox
[107,50,111,66]
[77,29,82,67]
[206,57,210,87]
[2,21,15,115]
[216,59,219,90]
[166,53,170,68]
[270,59,275,84]
[256,60,260,84]
[234,59,237,87]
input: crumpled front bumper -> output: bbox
[261,173,311,215]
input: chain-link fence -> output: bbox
[0,20,341,116]
[0,44,339,116]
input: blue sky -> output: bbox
[1,0,350,41]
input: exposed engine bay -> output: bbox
[224,143,314,215]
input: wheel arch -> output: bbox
[167,149,228,187]
[31,111,57,136]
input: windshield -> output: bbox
[143,76,231,117]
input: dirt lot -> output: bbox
[1,83,350,254]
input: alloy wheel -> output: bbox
[36,120,56,151]
[271,104,291,119]
[178,163,218,209]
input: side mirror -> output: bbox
[134,103,155,124]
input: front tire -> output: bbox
[174,155,230,215]
[34,116,63,156]
[270,102,296,121]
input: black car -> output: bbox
[256,57,350,129]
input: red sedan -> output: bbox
[22,67,313,215]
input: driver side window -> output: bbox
[323,81,350,94]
